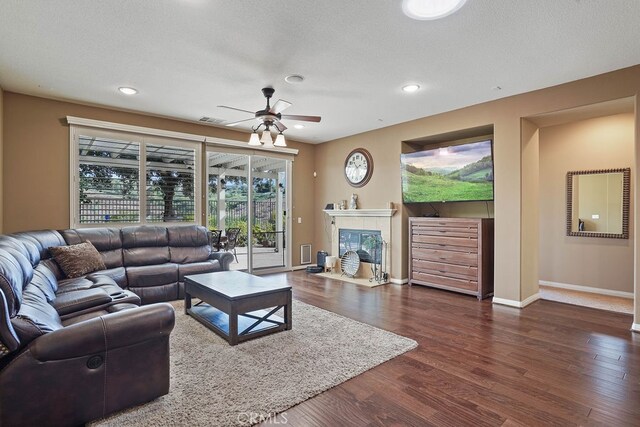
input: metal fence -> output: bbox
[208,200,277,229]
[80,197,195,223]
[80,197,277,227]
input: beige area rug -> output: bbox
[540,285,634,314]
[93,300,416,427]
[316,271,388,288]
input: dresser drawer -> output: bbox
[412,220,480,230]
[412,242,478,254]
[412,259,478,280]
[411,248,478,266]
[412,234,478,248]
[412,271,478,292]
[412,226,478,238]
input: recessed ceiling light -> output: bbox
[402,0,467,20]
[118,87,138,95]
[284,74,305,84]
[294,124,305,129]
[402,84,420,93]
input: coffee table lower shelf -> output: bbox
[188,303,287,344]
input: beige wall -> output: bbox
[539,113,634,293]
[314,65,640,324]
[2,92,316,266]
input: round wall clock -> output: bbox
[344,148,373,187]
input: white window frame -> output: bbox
[70,126,203,228]
[68,116,299,231]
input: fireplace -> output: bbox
[339,229,382,264]
[324,208,396,285]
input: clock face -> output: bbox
[344,148,373,187]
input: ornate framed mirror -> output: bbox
[566,168,630,239]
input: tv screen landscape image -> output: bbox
[401,139,494,203]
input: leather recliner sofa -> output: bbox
[0,224,233,426]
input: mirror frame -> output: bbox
[566,167,630,239]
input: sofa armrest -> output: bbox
[30,303,175,362]
[210,251,234,270]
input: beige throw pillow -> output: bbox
[49,241,106,279]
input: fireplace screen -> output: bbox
[338,229,382,264]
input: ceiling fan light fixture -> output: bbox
[248,132,262,146]
[260,130,274,147]
[402,0,467,20]
[274,133,287,147]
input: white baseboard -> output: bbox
[390,278,409,285]
[493,293,540,308]
[632,323,640,333]
[539,280,634,299]
[291,264,315,271]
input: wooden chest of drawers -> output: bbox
[409,217,494,299]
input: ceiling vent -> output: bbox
[198,116,226,125]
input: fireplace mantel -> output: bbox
[323,209,397,218]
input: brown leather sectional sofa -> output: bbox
[0,224,233,426]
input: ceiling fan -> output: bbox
[218,87,322,134]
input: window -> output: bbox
[145,144,196,223]
[71,128,200,227]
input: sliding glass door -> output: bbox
[250,156,287,270]
[207,151,250,270]
[207,149,290,272]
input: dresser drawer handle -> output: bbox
[438,244,445,246]
[439,257,446,260]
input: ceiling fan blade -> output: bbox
[225,117,257,127]
[281,114,322,123]
[270,99,292,114]
[217,105,255,115]
[273,121,287,133]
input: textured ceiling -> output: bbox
[1,1,639,144]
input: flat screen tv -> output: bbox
[401,139,494,203]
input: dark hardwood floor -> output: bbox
[259,271,640,427]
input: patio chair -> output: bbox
[208,229,223,251]
[223,228,241,263]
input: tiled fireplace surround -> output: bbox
[323,209,396,280]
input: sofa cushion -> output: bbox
[167,225,209,247]
[52,288,113,316]
[122,226,168,248]
[170,246,211,264]
[10,284,63,347]
[126,263,178,288]
[50,242,106,279]
[177,260,221,282]
[87,266,128,288]
[12,230,66,262]
[57,277,96,294]
[129,283,178,304]
[0,249,31,316]
[123,247,170,266]
[60,228,124,268]
[0,235,40,267]
[30,264,58,302]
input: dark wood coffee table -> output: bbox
[184,271,292,345]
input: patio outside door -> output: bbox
[250,155,287,270]
[206,150,290,273]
